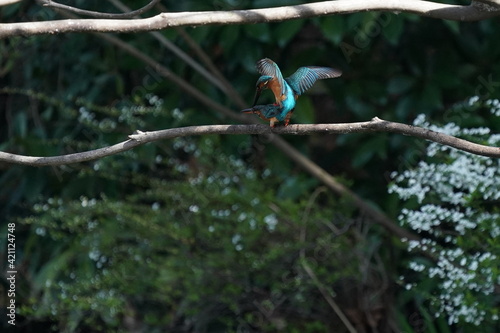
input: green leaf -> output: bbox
[387,75,415,95]
[395,95,416,119]
[394,307,416,333]
[185,25,210,44]
[351,135,387,168]
[220,25,241,52]
[318,17,344,45]
[272,20,304,47]
[345,95,375,117]
[416,303,440,333]
[253,0,301,8]
[238,45,262,72]
[32,246,75,292]
[421,82,443,109]
[13,111,28,137]
[346,12,373,30]
[382,15,404,45]
[294,97,315,124]
[277,175,317,200]
[443,20,460,35]
[244,23,271,43]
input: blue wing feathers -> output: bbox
[286,66,342,95]
[256,59,342,97]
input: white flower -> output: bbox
[390,108,500,326]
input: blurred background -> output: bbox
[1,0,499,332]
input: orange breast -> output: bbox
[267,79,286,103]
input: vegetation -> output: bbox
[390,102,500,326]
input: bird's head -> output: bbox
[253,75,273,106]
[241,105,265,116]
[256,75,273,88]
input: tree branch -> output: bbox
[2,0,500,38]
[5,117,496,242]
[1,118,497,167]
[37,0,161,19]
[0,0,21,6]
[300,257,357,333]
[299,187,357,333]
[91,32,421,243]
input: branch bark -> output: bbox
[86,13,417,243]
[0,0,21,6]
[91,32,422,243]
[37,0,161,19]
[2,0,500,38]
[1,118,498,166]
[4,117,497,241]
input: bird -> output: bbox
[241,104,286,128]
[252,58,342,126]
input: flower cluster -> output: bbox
[389,108,500,325]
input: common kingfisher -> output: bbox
[241,104,286,128]
[252,58,342,126]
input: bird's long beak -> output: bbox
[241,107,255,114]
[252,87,262,106]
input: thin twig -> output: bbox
[156,3,249,108]
[300,256,357,333]
[107,0,229,94]
[37,0,161,19]
[299,187,356,333]
[300,186,328,251]
[298,186,357,333]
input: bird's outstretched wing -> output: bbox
[286,66,342,96]
[256,58,286,97]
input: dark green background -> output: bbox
[1,0,499,332]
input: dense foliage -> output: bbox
[1,0,499,332]
[390,100,500,326]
